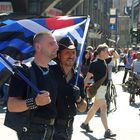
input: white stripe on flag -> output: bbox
[53,27,82,44]
[53,23,84,44]
[53,18,87,43]
[0,57,14,74]
[75,16,90,85]
[17,20,50,34]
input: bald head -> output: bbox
[33,31,53,47]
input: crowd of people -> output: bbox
[4,32,87,140]
[120,47,140,102]
[1,30,140,140]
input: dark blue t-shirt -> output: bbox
[8,62,58,119]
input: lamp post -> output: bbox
[131,0,138,29]
[131,0,134,29]
[130,0,138,47]
[137,1,140,44]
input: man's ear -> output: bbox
[35,43,41,51]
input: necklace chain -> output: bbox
[36,64,49,76]
[34,61,49,76]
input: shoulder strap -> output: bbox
[92,71,107,91]
[91,67,108,92]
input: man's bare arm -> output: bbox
[84,72,93,87]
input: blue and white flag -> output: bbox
[0,16,90,60]
[0,16,90,86]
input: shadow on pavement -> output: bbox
[80,131,116,140]
[130,102,140,108]
[99,138,116,140]
[80,131,99,140]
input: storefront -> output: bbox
[0,1,13,14]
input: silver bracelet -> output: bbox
[26,98,38,110]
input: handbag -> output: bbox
[4,66,37,133]
[87,69,107,99]
[4,110,31,133]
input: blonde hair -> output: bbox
[96,43,109,54]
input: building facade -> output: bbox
[0,0,117,48]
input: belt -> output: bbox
[31,117,55,125]
[55,118,74,127]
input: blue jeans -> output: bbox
[122,68,130,83]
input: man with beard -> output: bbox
[51,36,87,140]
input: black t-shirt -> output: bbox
[8,62,58,119]
[50,64,85,119]
[89,58,112,85]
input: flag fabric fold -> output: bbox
[0,16,90,86]
[0,16,90,60]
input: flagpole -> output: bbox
[0,53,40,95]
[75,16,90,85]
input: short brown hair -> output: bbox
[96,43,109,54]
[33,31,52,46]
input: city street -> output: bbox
[0,0,140,140]
[0,70,140,140]
[72,70,140,140]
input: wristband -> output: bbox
[26,98,38,110]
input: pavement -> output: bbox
[72,70,140,140]
[0,70,140,140]
[0,106,18,140]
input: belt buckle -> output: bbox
[49,118,55,125]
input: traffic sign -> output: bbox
[109,24,116,30]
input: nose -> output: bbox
[53,42,59,52]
